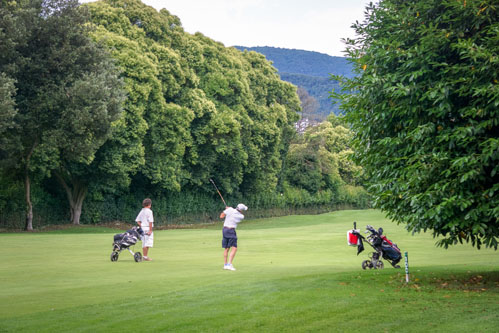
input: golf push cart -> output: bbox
[110,226,144,262]
[347,222,402,270]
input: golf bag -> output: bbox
[110,226,144,262]
[348,222,402,270]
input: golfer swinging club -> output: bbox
[220,203,248,271]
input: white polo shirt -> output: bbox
[135,207,154,232]
[223,207,245,228]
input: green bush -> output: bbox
[337,185,371,209]
[1,177,371,230]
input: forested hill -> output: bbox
[233,46,352,78]
[234,46,353,118]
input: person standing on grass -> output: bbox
[136,198,154,261]
[220,203,248,271]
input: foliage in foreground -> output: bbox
[337,0,498,249]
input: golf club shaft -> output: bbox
[209,179,227,207]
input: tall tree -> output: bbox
[86,0,196,195]
[337,0,498,249]
[0,0,125,228]
[86,0,301,199]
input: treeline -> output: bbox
[0,0,368,230]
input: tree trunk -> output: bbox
[55,172,88,225]
[71,183,87,225]
[24,170,33,231]
[24,142,37,231]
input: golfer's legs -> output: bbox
[224,248,230,264]
[229,247,237,264]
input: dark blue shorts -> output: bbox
[222,227,237,248]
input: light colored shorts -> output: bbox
[142,233,154,248]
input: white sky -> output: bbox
[82,0,371,57]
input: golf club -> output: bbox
[209,178,227,207]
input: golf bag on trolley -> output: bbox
[347,222,402,270]
[110,226,144,262]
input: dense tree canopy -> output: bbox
[0,0,125,228]
[85,0,301,197]
[284,114,362,195]
[339,0,498,249]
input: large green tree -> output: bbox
[338,0,498,249]
[86,0,300,199]
[0,0,125,228]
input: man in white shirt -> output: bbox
[135,198,154,261]
[220,203,248,271]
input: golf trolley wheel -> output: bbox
[362,260,372,270]
[110,251,119,262]
[134,252,142,262]
[375,261,384,269]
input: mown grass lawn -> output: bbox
[0,209,498,332]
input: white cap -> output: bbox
[236,203,248,211]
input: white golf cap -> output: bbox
[236,203,248,211]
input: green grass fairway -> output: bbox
[1,210,498,332]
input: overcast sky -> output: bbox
[81,0,371,57]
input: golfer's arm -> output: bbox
[220,212,226,219]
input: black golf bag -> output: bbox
[110,226,144,262]
[348,222,402,270]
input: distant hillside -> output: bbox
[234,46,353,78]
[234,46,353,118]
[279,72,341,119]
